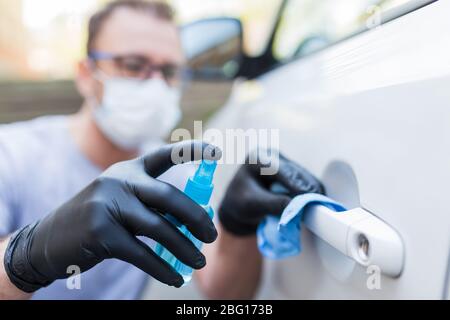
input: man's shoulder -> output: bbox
[0,115,68,138]
[0,115,70,166]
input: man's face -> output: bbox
[77,8,184,102]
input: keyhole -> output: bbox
[357,234,370,262]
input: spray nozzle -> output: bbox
[193,160,217,185]
[184,160,217,205]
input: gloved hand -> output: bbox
[219,151,324,236]
[3,141,221,292]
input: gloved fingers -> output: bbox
[246,151,324,196]
[245,175,291,219]
[142,140,222,178]
[275,155,324,195]
[121,200,206,269]
[110,231,184,287]
[132,179,217,243]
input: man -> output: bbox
[0,1,322,300]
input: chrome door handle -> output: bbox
[303,205,404,278]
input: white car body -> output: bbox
[207,0,450,299]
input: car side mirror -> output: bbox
[181,17,243,81]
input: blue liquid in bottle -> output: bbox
[155,159,217,284]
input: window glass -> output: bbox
[174,0,282,58]
[273,0,426,61]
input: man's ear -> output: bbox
[75,59,99,100]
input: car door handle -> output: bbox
[303,205,404,278]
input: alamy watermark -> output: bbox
[366,265,381,290]
[366,5,382,30]
[170,121,280,175]
[66,265,81,290]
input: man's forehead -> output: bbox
[94,8,184,64]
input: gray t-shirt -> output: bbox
[0,115,191,299]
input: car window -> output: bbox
[273,0,432,61]
[174,0,283,58]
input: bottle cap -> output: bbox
[184,160,217,205]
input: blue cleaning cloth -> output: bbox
[257,193,347,259]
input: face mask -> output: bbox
[93,76,182,150]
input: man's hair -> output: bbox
[87,0,174,54]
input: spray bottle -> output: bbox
[155,159,217,284]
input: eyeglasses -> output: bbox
[88,51,182,82]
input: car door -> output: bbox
[207,0,450,299]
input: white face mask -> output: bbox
[93,76,182,150]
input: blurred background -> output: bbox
[0,0,286,132]
[0,0,409,132]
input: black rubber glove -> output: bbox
[219,151,324,236]
[4,141,221,292]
